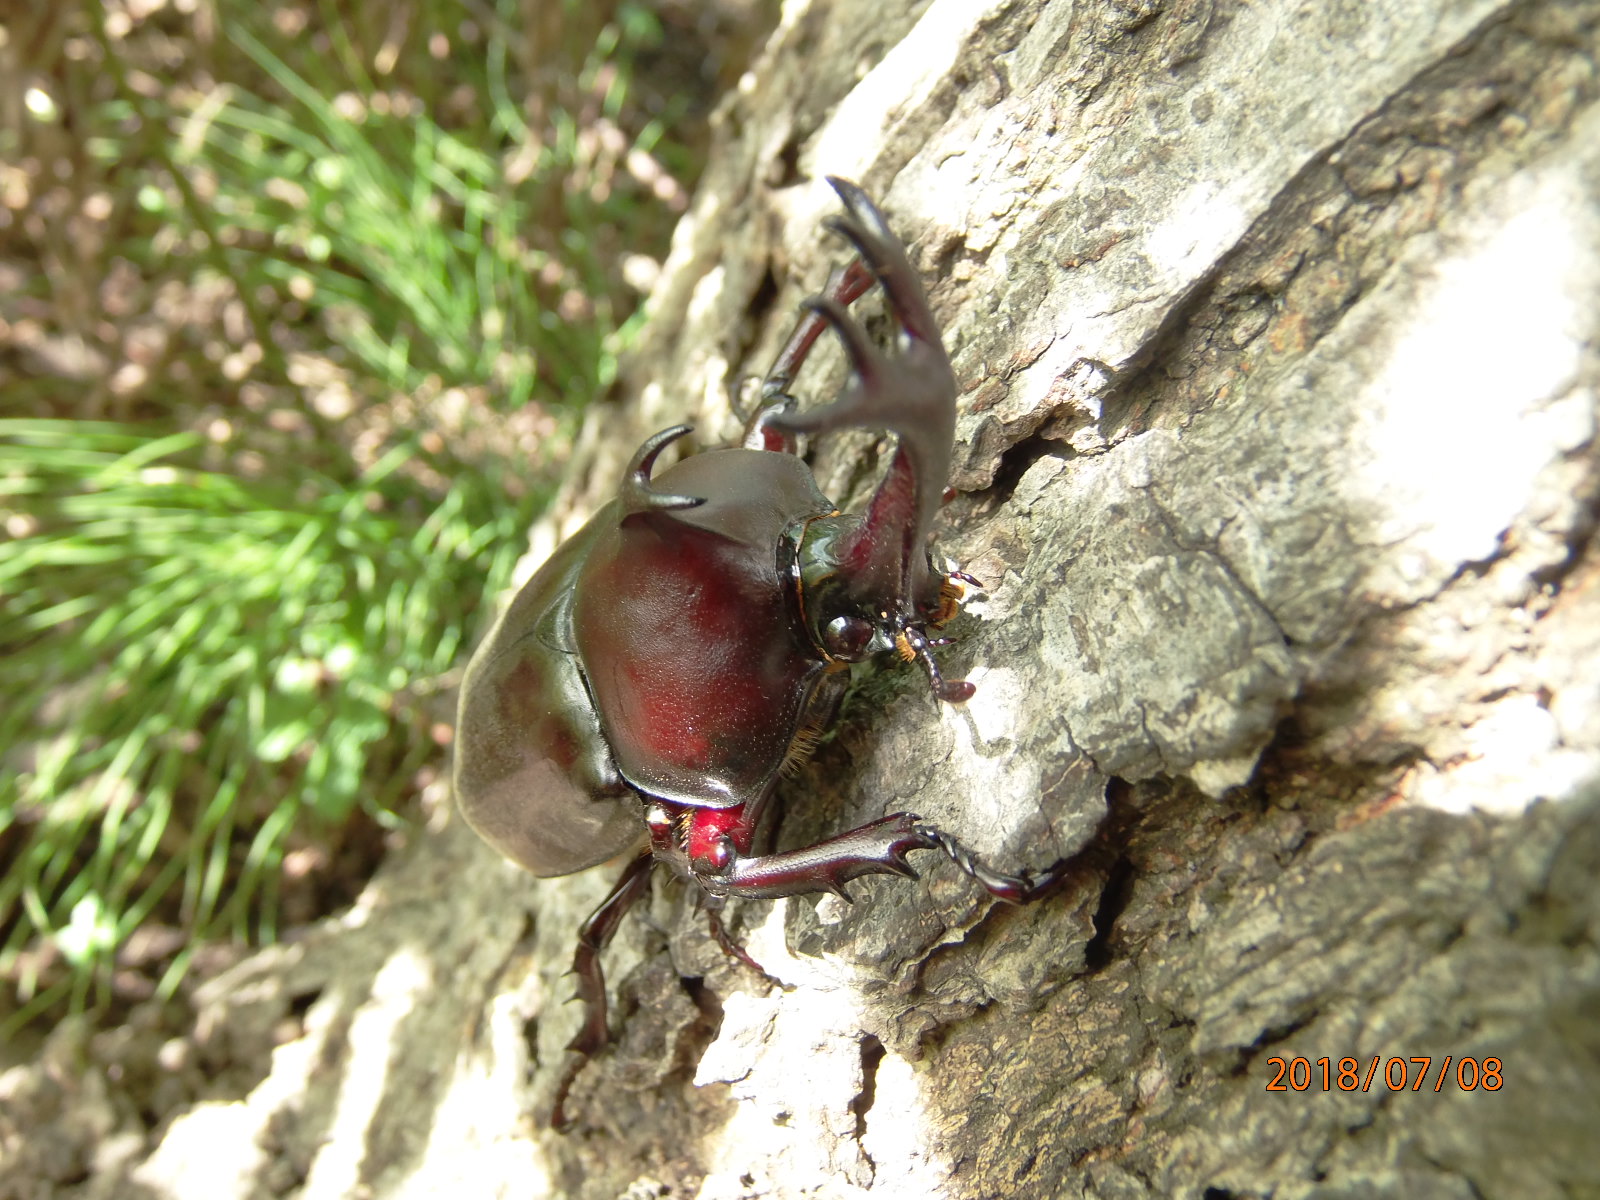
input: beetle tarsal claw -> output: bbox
[915,824,1056,904]
[621,424,705,517]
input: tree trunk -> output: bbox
[16,1,1599,1197]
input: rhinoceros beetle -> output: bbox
[454,178,1063,1126]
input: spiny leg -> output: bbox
[552,850,656,1129]
[696,812,1065,907]
[703,813,934,901]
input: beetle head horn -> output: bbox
[766,177,957,621]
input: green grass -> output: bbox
[0,418,529,1019]
[173,15,672,403]
[0,0,691,1027]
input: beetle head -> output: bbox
[770,177,971,703]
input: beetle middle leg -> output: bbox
[913,823,1070,904]
[692,811,1063,907]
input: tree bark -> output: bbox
[11,1,1599,1198]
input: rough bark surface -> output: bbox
[6,1,1599,1198]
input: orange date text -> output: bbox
[1264,1056,1502,1093]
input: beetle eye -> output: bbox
[822,615,874,661]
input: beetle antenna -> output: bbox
[621,424,705,517]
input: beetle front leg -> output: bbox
[552,850,656,1129]
[744,257,875,452]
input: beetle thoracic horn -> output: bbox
[619,424,705,518]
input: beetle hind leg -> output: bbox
[551,851,656,1129]
[704,904,789,996]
